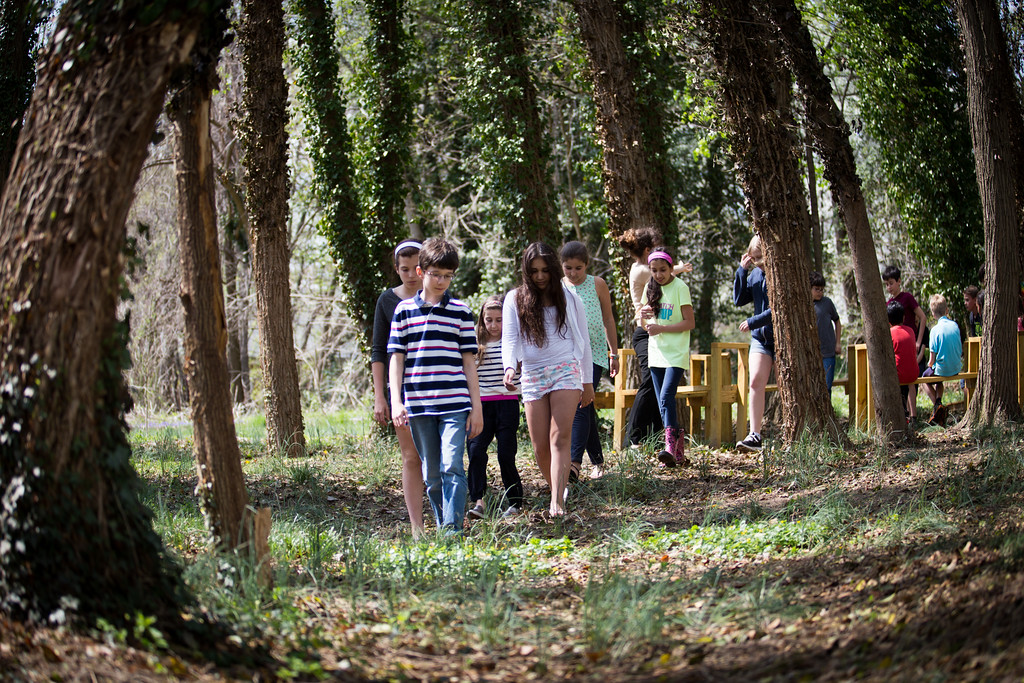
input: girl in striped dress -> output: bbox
[467,296,523,518]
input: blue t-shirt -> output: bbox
[929,316,962,377]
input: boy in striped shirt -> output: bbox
[389,238,483,533]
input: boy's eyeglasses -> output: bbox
[425,271,454,281]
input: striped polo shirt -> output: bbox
[388,291,478,417]
[477,341,519,400]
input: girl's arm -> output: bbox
[647,305,695,336]
[389,353,408,427]
[371,361,390,425]
[501,292,520,389]
[733,265,753,306]
[594,276,619,377]
[462,352,483,439]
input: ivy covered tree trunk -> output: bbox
[701,0,839,446]
[954,0,1024,425]
[766,0,906,440]
[571,0,658,304]
[460,0,558,253]
[168,35,253,549]
[239,0,306,455]
[362,0,416,280]
[291,0,380,351]
[0,0,213,624]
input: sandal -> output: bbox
[569,461,581,483]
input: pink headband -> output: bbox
[648,250,673,266]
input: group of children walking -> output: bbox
[372,233,695,535]
[372,231,967,536]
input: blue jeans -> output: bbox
[467,400,522,507]
[627,327,662,445]
[823,356,836,392]
[650,366,686,430]
[571,364,605,465]
[408,411,469,532]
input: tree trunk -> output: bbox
[239,0,306,455]
[954,0,1024,424]
[700,0,838,445]
[364,0,416,279]
[0,1,207,624]
[572,0,658,309]
[168,61,253,550]
[463,0,558,252]
[291,0,379,351]
[766,0,907,440]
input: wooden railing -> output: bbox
[594,334,1013,449]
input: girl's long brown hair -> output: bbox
[475,295,504,366]
[516,242,567,347]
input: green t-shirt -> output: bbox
[642,276,692,369]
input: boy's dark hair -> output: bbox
[882,265,901,282]
[964,284,980,299]
[978,264,986,284]
[419,237,459,271]
[809,271,826,288]
[559,240,590,264]
[887,300,905,325]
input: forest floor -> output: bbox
[4,407,1024,682]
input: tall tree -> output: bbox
[239,0,306,455]
[571,0,658,296]
[766,0,907,440]
[700,0,839,445]
[291,0,380,351]
[360,0,416,279]
[0,0,50,191]
[167,18,255,550]
[954,0,1023,425]
[457,0,559,253]
[0,0,217,624]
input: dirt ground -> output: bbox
[3,424,1024,682]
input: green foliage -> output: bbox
[446,0,558,261]
[289,0,382,349]
[642,518,832,559]
[0,1,51,187]
[351,0,415,276]
[824,0,983,296]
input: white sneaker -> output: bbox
[590,465,606,480]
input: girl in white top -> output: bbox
[502,242,593,517]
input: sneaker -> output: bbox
[737,433,763,452]
[502,505,521,518]
[929,404,948,427]
[569,462,581,483]
[590,465,606,480]
[468,502,486,520]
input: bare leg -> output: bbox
[396,424,425,538]
[748,352,774,434]
[908,384,918,418]
[547,389,582,516]
[525,397,553,488]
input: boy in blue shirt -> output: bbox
[922,294,962,426]
[389,238,483,533]
[811,272,842,392]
